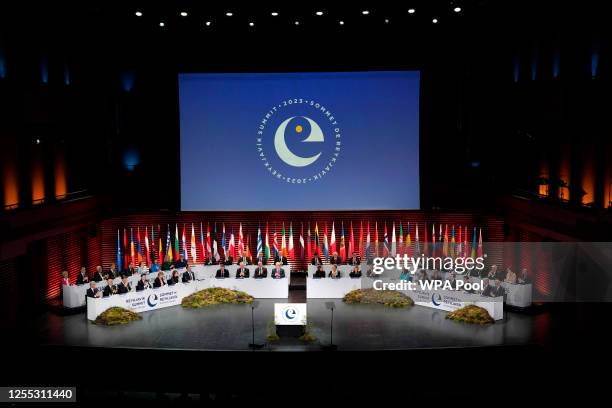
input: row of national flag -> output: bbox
[116,222,484,268]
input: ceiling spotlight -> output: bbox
[180,11,188,17]
[226,12,233,17]
[339,20,344,25]
[408,8,415,14]
[159,22,165,27]
[384,18,389,23]
[294,20,300,25]
[205,21,211,26]
[432,18,438,23]
[362,10,370,15]
[271,12,279,16]
[316,11,324,16]
[454,7,462,13]
[249,22,254,26]
[135,11,143,17]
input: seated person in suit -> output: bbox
[504,268,517,284]
[480,279,492,296]
[149,259,161,273]
[446,272,457,287]
[103,277,118,297]
[328,264,341,279]
[137,261,148,275]
[86,281,102,298]
[108,263,119,279]
[206,255,218,265]
[253,261,267,279]
[222,254,233,266]
[236,262,250,279]
[124,262,136,277]
[274,254,288,265]
[182,265,196,282]
[236,254,252,265]
[136,274,151,291]
[431,269,443,281]
[175,254,188,269]
[347,252,361,265]
[417,269,430,282]
[153,271,167,288]
[482,279,504,297]
[271,262,285,279]
[462,275,475,293]
[161,258,174,270]
[517,268,530,284]
[311,253,323,266]
[313,265,326,279]
[93,265,106,282]
[77,267,90,285]
[117,275,132,294]
[349,265,362,279]
[61,270,70,287]
[486,265,498,280]
[329,252,342,265]
[254,254,267,266]
[492,280,506,297]
[168,269,180,285]
[216,263,230,278]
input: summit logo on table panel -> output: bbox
[256,99,342,184]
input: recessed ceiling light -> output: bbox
[316,11,324,16]
[362,10,370,15]
[408,8,416,14]
[454,7,462,13]
[249,22,254,26]
[384,18,389,23]
[180,11,188,17]
[339,20,344,25]
[432,18,438,23]
[135,11,143,17]
[226,12,233,17]
[205,21,211,26]
[271,12,279,16]
[294,21,300,25]
[159,22,165,27]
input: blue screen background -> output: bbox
[179,71,420,211]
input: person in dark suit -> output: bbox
[175,254,188,269]
[311,254,323,265]
[222,254,233,265]
[271,262,285,279]
[117,275,132,294]
[153,271,167,288]
[274,254,288,265]
[182,265,196,282]
[517,268,530,284]
[349,265,362,278]
[103,277,117,297]
[216,263,230,278]
[93,266,106,282]
[124,262,136,277]
[236,262,250,278]
[329,252,342,265]
[328,264,341,279]
[492,280,505,297]
[253,261,267,278]
[136,274,151,291]
[347,252,361,265]
[108,263,119,279]
[168,270,180,285]
[86,281,102,298]
[206,255,218,265]
[236,255,252,265]
[76,267,90,285]
[254,254,267,266]
[313,265,326,279]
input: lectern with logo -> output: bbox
[274,303,307,337]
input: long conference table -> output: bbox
[66,264,289,309]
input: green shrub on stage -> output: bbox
[94,307,142,326]
[446,304,494,324]
[298,322,317,343]
[343,288,414,308]
[181,287,254,308]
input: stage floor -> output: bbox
[31,298,554,351]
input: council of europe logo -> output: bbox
[256,99,342,184]
[281,306,299,322]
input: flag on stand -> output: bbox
[391,222,396,256]
[383,223,389,257]
[477,228,483,258]
[229,225,235,259]
[206,223,211,260]
[145,226,151,266]
[281,223,287,257]
[245,233,252,259]
[238,223,244,257]
[265,223,270,262]
[123,228,129,270]
[323,223,329,260]
[423,222,429,257]
[158,225,163,265]
[200,222,205,262]
[464,226,469,258]
[398,222,403,256]
[181,224,187,260]
[442,225,449,257]
[358,221,364,258]
[457,226,462,259]
[221,224,227,258]
[288,222,294,259]
[165,225,172,262]
[174,224,180,262]
[349,222,354,256]
[117,229,122,272]
[406,223,411,257]
[314,222,320,256]
[451,225,456,258]
[257,224,263,258]
[414,223,420,255]
[366,222,371,258]
[330,222,336,255]
[431,224,436,258]
[299,222,305,260]
[150,225,156,264]
[471,227,477,258]
[190,223,197,263]
[339,222,346,260]
[272,225,279,258]
[212,223,219,260]
[374,222,379,257]
[136,227,143,264]
[130,228,135,266]
[307,222,312,260]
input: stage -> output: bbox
[35,298,545,351]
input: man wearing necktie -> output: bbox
[236,261,250,278]
[182,265,196,282]
[254,261,267,278]
[272,262,285,279]
[86,281,102,298]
